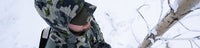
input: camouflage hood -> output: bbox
[35,0,96,33]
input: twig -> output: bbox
[137,4,156,48]
[192,40,200,48]
[158,0,165,22]
[167,0,172,9]
[131,24,141,45]
[179,21,200,32]
[194,36,200,39]
[159,38,200,40]
[132,32,141,45]
[136,4,151,34]
[189,40,193,48]
[166,42,170,48]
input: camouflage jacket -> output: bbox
[35,0,111,48]
[41,18,111,48]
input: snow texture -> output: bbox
[0,0,200,48]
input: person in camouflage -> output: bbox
[34,0,111,48]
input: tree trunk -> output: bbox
[139,0,200,48]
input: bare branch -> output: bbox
[155,0,200,38]
[135,4,153,46]
[137,4,156,48]
[194,36,200,39]
[179,21,191,31]
[139,0,200,48]
[166,42,170,48]
[158,0,165,22]
[170,33,182,40]
[167,0,172,9]
[179,21,200,32]
[159,38,198,40]
[189,40,193,48]
[131,27,141,45]
[136,4,151,34]
[192,40,200,48]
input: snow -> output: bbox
[1,0,200,48]
[0,0,48,48]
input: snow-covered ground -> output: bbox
[0,0,48,48]
[0,0,200,48]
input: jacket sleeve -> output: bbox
[97,32,111,48]
[90,18,111,48]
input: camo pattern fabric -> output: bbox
[35,0,85,33]
[45,18,111,48]
[34,0,111,48]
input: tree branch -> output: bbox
[189,40,193,48]
[192,40,200,48]
[136,4,152,35]
[158,0,165,22]
[139,0,200,48]
[179,21,200,32]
